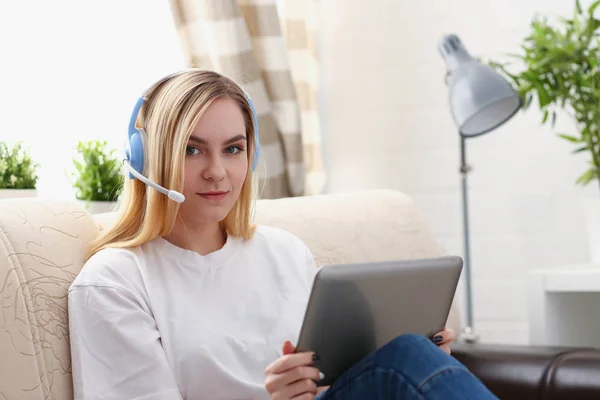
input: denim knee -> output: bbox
[388,333,436,349]
[362,333,463,389]
[369,333,459,371]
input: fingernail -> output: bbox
[312,353,320,361]
[319,371,325,381]
[432,335,443,344]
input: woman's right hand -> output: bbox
[264,341,322,400]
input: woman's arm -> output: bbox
[69,284,182,400]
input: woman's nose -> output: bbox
[202,156,226,181]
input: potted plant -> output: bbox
[71,140,123,214]
[0,141,39,199]
[489,0,600,261]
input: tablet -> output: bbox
[295,255,463,387]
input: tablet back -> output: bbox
[295,255,463,387]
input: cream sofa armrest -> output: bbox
[0,198,98,399]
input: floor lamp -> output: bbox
[437,34,522,343]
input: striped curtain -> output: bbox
[277,0,324,195]
[170,0,312,198]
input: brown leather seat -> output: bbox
[453,343,600,399]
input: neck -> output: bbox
[164,221,226,256]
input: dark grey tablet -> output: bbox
[295,255,463,387]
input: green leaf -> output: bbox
[573,145,589,153]
[557,133,582,143]
[588,18,600,32]
[533,81,551,107]
[542,110,549,123]
[525,93,534,108]
[576,167,598,185]
[589,0,600,16]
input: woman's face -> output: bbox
[178,97,249,226]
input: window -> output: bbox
[0,0,185,198]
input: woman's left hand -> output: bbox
[432,328,456,355]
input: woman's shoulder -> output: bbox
[251,225,317,287]
[69,245,146,292]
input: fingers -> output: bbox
[265,351,315,375]
[267,378,319,400]
[282,340,296,356]
[265,366,321,399]
[266,365,321,389]
[433,328,456,345]
[281,377,318,399]
[433,328,455,355]
[290,394,316,400]
[442,328,457,343]
[266,341,321,398]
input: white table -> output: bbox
[528,266,600,348]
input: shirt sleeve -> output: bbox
[68,284,183,400]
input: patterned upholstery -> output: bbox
[0,189,460,399]
[0,201,97,400]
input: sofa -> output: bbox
[0,189,599,399]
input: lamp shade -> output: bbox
[438,34,522,137]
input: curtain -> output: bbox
[170,0,310,198]
[277,0,324,195]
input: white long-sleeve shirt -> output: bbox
[68,226,318,400]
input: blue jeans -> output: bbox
[315,334,498,400]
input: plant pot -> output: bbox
[77,200,118,215]
[0,189,37,199]
[583,196,600,264]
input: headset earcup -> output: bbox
[248,97,260,172]
[252,136,260,172]
[128,131,145,178]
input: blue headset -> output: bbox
[123,70,261,203]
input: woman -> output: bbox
[68,69,497,400]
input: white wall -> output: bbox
[319,0,596,344]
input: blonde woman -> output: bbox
[68,70,497,400]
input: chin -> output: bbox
[189,212,229,225]
[181,201,232,222]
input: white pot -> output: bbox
[0,189,37,199]
[583,196,600,264]
[77,200,118,215]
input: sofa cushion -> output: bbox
[253,189,447,266]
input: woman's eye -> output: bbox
[186,146,200,155]
[225,145,244,154]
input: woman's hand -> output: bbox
[432,328,456,354]
[265,341,322,400]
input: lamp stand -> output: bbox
[459,135,480,344]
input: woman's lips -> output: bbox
[197,191,228,201]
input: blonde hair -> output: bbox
[86,70,257,260]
